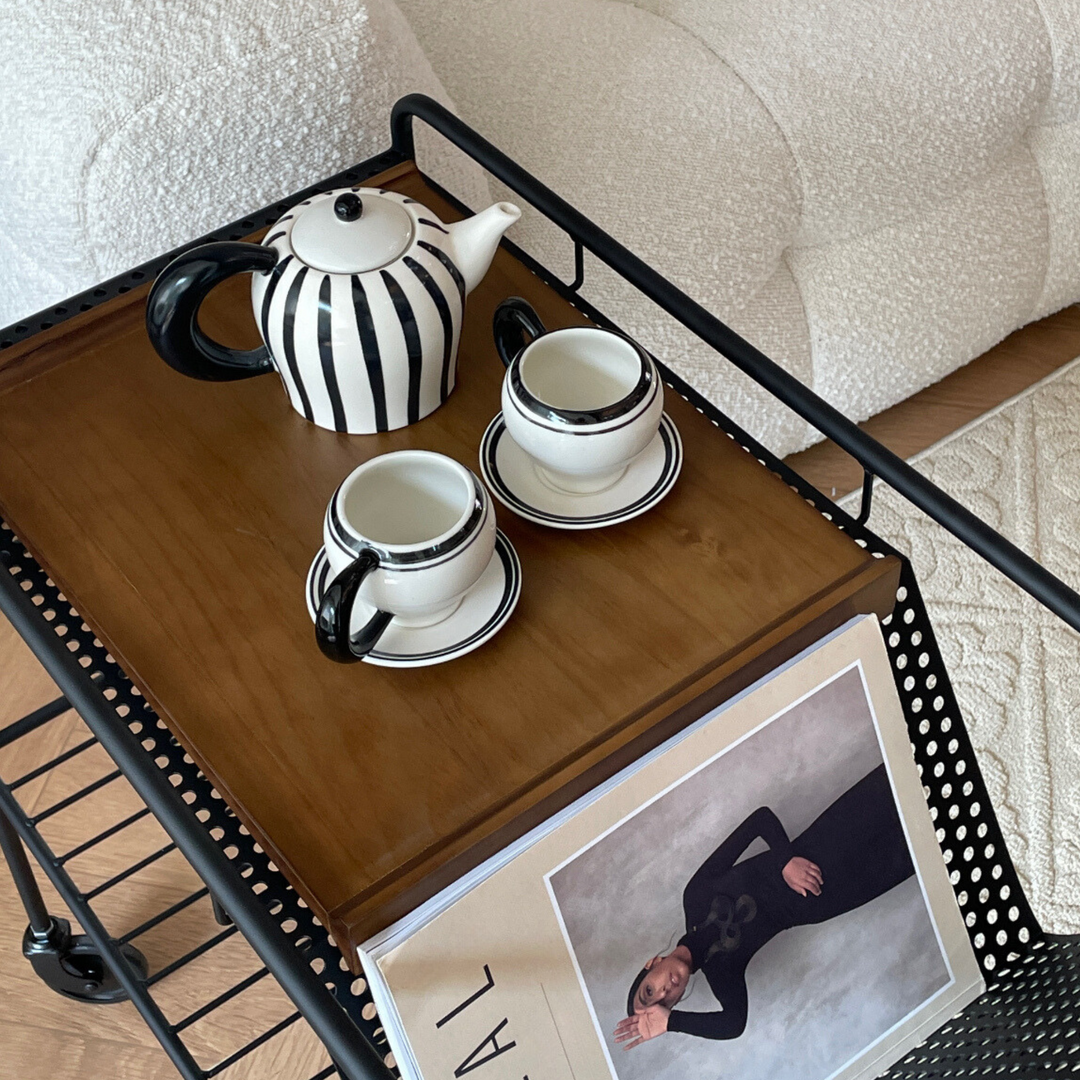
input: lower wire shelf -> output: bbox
[0,522,394,1080]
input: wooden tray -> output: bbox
[0,162,899,967]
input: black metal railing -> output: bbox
[391,93,1080,638]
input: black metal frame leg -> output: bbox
[0,796,51,934]
[1,532,393,1079]
[210,893,233,927]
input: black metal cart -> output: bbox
[1,96,1077,1079]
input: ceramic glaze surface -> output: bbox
[519,329,641,409]
[501,326,664,493]
[147,187,519,435]
[481,411,683,529]
[323,450,496,625]
[289,192,415,274]
[306,531,521,668]
[340,453,471,545]
[253,188,476,434]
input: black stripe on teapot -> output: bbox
[146,188,520,434]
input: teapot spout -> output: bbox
[445,201,521,294]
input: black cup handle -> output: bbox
[146,241,279,381]
[315,550,395,663]
[493,297,547,369]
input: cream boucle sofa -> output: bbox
[3,0,1078,457]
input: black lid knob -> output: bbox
[334,193,363,222]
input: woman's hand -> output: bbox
[613,1005,670,1049]
[783,856,823,896]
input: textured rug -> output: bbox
[840,357,1080,934]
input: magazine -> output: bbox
[360,615,983,1080]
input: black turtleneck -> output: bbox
[666,764,914,1040]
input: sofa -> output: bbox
[3,0,1078,458]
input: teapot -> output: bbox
[146,188,521,433]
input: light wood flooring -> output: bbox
[787,305,1080,497]
[2,305,1079,1079]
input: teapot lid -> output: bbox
[288,189,415,274]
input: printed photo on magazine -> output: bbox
[360,616,983,1080]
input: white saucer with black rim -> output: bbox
[305,530,521,668]
[480,412,683,529]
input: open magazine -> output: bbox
[360,615,983,1080]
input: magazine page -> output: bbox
[368,615,982,1080]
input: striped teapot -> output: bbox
[146,188,521,433]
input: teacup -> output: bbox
[492,298,664,494]
[316,450,496,662]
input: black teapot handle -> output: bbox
[493,296,547,369]
[146,242,279,381]
[315,550,395,663]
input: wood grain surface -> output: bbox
[0,165,898,965]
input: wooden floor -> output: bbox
[1,304,1078,1079]
[787,305,1080,497]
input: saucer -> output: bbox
[305,531,521,668]
[479,412,683,529]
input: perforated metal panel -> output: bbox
[885,936,1080,1078]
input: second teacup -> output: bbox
[493,297,664,494]
[316,450,496,662]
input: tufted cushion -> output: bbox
[0,0,489,331]
[397,0,1080,456]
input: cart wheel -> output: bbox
[22,916,149,1003]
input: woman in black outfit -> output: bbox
[614,763,914,1049]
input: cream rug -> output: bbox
[840,357,1080,934]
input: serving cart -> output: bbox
[0,96,1076,1079]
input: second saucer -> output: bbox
[307,531,521,667]
[480,411,683,529]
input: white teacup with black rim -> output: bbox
[315,450,497,663]
[493,298,665,495]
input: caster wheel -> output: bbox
[23,917,149,1003]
